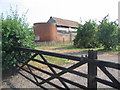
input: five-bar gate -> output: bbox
[15,47,120,89]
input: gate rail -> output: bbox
[15,47,120,89]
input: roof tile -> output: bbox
[47,17,79,28]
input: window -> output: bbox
[35,35,40,40]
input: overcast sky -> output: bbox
[0,0,119,26]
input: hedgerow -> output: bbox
[1,8,35,70]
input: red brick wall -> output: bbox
[34,23,76,42]
[56,34,70,42]
[34,23,57,42]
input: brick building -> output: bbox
[34,17,79,42]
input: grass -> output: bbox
[50,45,119,53]
[42,55,69,65]
[36,44,102,51]
[28,54,70,69]
[29,42,119,68]
[59,45,101,50]
[36,55,69,65]
[36,42,73,50]
[36,46,60,50]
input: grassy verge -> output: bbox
[30,43,119,68]
[28,55,70,69]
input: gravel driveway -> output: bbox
[2,52,119,89]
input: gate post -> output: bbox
[87,50,97,89]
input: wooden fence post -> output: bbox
[87,50,97,88]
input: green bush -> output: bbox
[118,27,120,45]
[1,8,35,70]
[98,15,118,50]
[74,15,118,50]
[74,20,99,48]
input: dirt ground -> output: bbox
[2,51,120,89]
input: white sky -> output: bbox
[0,0,119,26]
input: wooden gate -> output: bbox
[15,47,120,89]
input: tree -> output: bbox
[98,15,118,50]
[118,27,120,45]
[74,20,99,48]
[1,8,35,70]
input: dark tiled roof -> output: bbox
[47,17,79,28]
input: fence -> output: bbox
[35,41,73,47]
[15,47,120,89]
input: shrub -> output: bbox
[98,15,118,50]
[74,20,99,48]
[1,8,35,71]
[118,27,120,45]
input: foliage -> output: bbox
[98,15,118,50]
[118,27,120,45]
[1,8,35,70]
[74,20,99,48]
[74,15,118,50]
